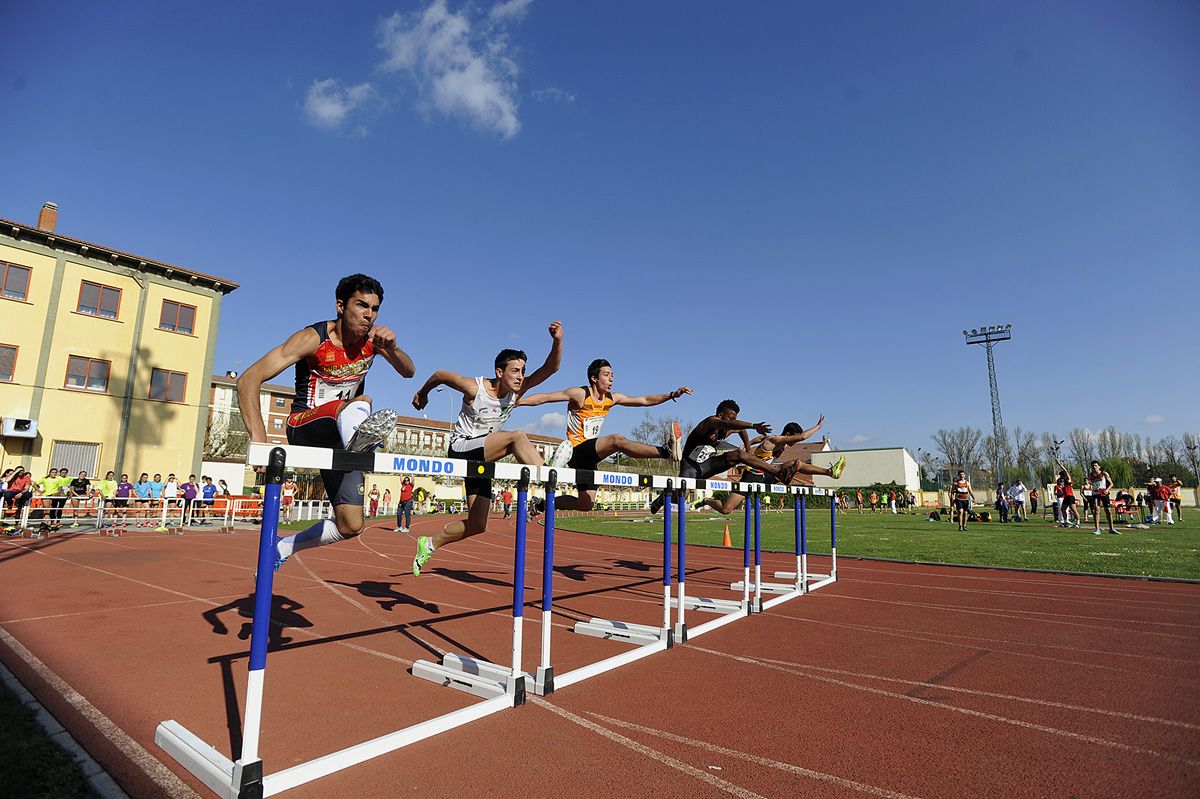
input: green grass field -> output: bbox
[554,508,1200,580]
[0,678,95,798]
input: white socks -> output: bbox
[277,519,344,559]
[338,400,372,447]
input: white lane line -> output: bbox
[818,593,1195,638]
[0,626,200,799]
[689,645,1200,767]
[585,710,927,799]
[749,655,1200,731]
[531,698,770,799]
[0,586,330,625]
[767,613,1199,682]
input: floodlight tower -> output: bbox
[963,324,1013,479]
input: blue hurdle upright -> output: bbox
[730,484,838,604]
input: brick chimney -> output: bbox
[37,201,58,232]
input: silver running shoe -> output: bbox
[549,440,574,469]
[347,408,397,453]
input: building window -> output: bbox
[77,280,121,319]
[1,261,31,301]
[272,419,283,431]
[50,441,100,477]
[65,355,110,392]
[274,397,285,408]
[435,434,445,449]
[0,345,15,382]
[159,299,196,335]
[149,368,187,403]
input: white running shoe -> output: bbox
[667,422,683,461]
[549,440,573,469]
[347,408,397,453]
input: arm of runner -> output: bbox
[238,327,320,443]
[614,386,692,407]
[517,386,582,407]
[520,320,564,394]
[412,370,476,410]
[369,325,415,378]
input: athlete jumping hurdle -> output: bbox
[517,358,690,511]
[410,321,564,576]
[649,399,802,514]
[693,416,846,515]
[238,273,415,573]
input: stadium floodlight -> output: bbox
[963,323,1013,479]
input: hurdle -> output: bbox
[730,484,838,603]
[155,443,844,797]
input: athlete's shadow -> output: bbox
[553,563,609,582]
[428,567,511,588]
[612,559,652,572]
[329,579,439,614]
[202,593,312,647]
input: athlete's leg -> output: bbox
[555,489,598,512]
[482,430,543,465]
[726,450,798,483]
[434,494,491,547]
[695,493,746,515]
[592,434,671,461]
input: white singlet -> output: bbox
[451,377,517,444]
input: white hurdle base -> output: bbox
[573,618,668,646]
[670,595,743,614]
[775,570,836,592]
[729,580,795,595]
[411,653,528,701]
[156,721,240,799]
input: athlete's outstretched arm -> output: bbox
[412,370,476,410]
[517,386,583,407]
[369,326,415,378]
[613,386,692,407]
[238,327,320,442]
[520,320,564,394]
[766,415,825,448]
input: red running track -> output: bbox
[1,511,1197,798]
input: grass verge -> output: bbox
[0,674,96,798]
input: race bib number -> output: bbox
[582,416,605,439]
[692,445,715,463]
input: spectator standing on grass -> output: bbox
[1151,478,1174,525]
[995,483,1010,523]
[888,490,897,514]
[1057,470,1078,527]
[856,489,864,513]
[1029,487,1039,517]
[394,476,414,533]
[368,484,380,517]
[869,490,879,513]
[280,477,298,522]
[1168,475,1184,521]
[1008,480,1027,521]
[502,486,514,519]
[1053,477,1065,524]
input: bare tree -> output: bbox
[630,411,694,447]
[1183,433,1200,485]
[1158,435,1183,466]
[1013,427,1039,467]
[1119,432,1136,460]
[931,427,984,479]
[1066,428,1094,466]
[1096,426,1122,461]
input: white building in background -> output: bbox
[811,447,920,492]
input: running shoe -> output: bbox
[1092,529,1101,535]
[666,422,683,461]
[1108,529,1121,535]
[252,549,289,583]
[830,456,846,480]
[347,408,398,453]
[549,440,574,469]
[692,498,708,511]
[413,535,435,576]
[154,525,169,533]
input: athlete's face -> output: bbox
[338,291,381,338]
[496,359,526,393]
[717,408,737,423]
[591,366,614,393]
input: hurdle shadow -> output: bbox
[427,567,511,588]
[553,562,613,582]
[327,579,440,614]
[202,594,313,759]
[611,559,652,572]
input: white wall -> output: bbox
[201,460,247,493]
[811,448,919,492]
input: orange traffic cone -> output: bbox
[722,523,732,548]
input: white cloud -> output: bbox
[850,434,873,445]
[490,0,533,20]
[522,412,565,435]
[532,86,575,104]
[379,0,523,139]
[304,79,375,129]
[1144,415,1165,424]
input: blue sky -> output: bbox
[3,0,1197,454]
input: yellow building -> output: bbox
[0,201,238,478]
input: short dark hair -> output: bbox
[587,358,611,382]
[716,399,740,415]
[336,274,384,306]
[781,422,802,436]
[495,349,527,372]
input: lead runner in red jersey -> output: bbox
[237,274,415,574]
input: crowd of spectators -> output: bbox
[1,467,235,534]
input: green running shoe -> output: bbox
[413,535,435,576]
[830,456,846,480]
